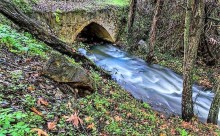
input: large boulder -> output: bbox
[43,53,94,91]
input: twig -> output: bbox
[207,17,220,22]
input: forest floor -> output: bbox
[1,22,220,135]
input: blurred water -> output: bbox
[79,44,218,124]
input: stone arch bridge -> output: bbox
[34,6,126,43]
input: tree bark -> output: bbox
[0,0,110,78]
[182,0,205,121]
[207,78,220,124]
[128,0,137,33]
[146,0,163,63]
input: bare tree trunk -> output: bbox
[146,0,163,63]
[0,0,110,78]
[207,78,220,124]
[128,0,137,33]
[182,0,205,121]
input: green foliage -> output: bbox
[0,24,48,58]
[11,70,23,80]
[90,70,103,91]
[24,94,36,108]
[98,0,130,7]
[53,9,62,23]
[0,108,30,136]
[177,128,189,136]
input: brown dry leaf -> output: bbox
[87,123,95,129]
[72,48,76,53]
[171,128,176,135]
[181,121,192,129]
[127,112,132,117]
[62,115,69,119]
[159,124,167,130]
[114,115,123,122]
[31,128,48,136]
[160,133,166,136]
[66,112,83,127]
[85,116,92,122]
[27,86,35,91]
[31,107,43,116]
[37,98,49,106]
[105,120,110,125]
[47,121,56,130]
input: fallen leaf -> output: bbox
[31,107,43,116]
[37,98,49,106]
[31,128,48,136]
[85,116,92,122]
[48,122,56,130]
[159,124,167,130]
[66,112,83,127]
[114,116,123,122]
[62,115,69,119]
[25,58,32,63]
[181,121,192,129]
[171,128,176,135]
[105,120,110,125]
[27,86,35,91]
[72,48,76,53]
[87,123,95,129]
[160,133,166,136]
[127,112,132,117]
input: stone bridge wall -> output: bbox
[34,7,125,43]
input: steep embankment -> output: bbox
[0,22,220,135]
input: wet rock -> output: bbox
[138,39,149,52]
[43,53,94,91]
[0,100,10,108]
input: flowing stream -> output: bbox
[79,44,218,124]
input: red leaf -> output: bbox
[66,112,83,127]
[31,128,48,136]
[47,122,56,130]
[37,98,49,106]
[31,107,43,116]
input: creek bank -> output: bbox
[1,22,220,135]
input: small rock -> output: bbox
[138,39,149,52]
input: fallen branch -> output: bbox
[207,17,220,22]
[0,0,110,78]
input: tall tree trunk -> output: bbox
[146,0,163,63]
[128,0,137,33]
[182,0,205,121]
[0,0,110,78]
[207,78,220,124]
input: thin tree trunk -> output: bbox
[128,0,137,33]
[207,78,220,124]
[0,0,110,78]
[146,0,163,63]
[182,0,205,121]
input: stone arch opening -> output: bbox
[76,22,114,43]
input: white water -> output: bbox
[79,44,218,124]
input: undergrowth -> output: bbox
[0,24,48,58]
[0,24,220,136]
[97,0,129,7]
